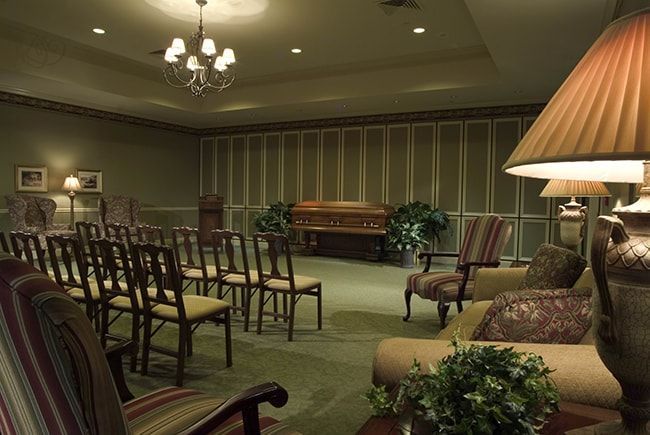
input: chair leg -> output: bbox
[186,325,193,357]
[438,301,450,329]
[176,324,187,387]
[282,293,288,323]
[100,304,109,348]
[403,288,413,321]
[141,317,152,376]
[243,288,251,332]
[287,294,296,342]
[195,280,200,296]
[456,300,464,314]
[317,285,322,330]
[256,288,265,335]
[224,311,232,367]
[217,282,223,299]
[273,293,278,321]
[129,313,139,373]
[232,286,238,312]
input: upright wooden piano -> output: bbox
[291,201,395,261]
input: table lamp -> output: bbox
[504,8,650,434]
[539,179,610,251]
[62,175,81,230]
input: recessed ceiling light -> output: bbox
[92,28,106,34]
[413,27,426,34]
[291,48,302,54]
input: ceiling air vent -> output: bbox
[377,0,422,15]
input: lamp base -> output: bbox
[558,199,587,251]
[68,192,75,230]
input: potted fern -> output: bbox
[386,202,450,268]
[364,334,560,434]
[253,202,294,252]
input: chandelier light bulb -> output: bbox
[222,48,236,65]
[171,38,186,55]
[186,55,200,71]
[201,38,217,56]
[214,56,227,71]
[164,48,178,63]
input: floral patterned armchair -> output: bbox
[4,194,73,241]
[98,195,141,229]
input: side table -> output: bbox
[357,402,620,434]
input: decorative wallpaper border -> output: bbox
[0,91,197,135]
[0,90,545,136]
[200,104,546,135]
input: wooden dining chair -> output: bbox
[10,231,49,275]
[132,242,232,387]
[253,232,323,341]
[212,229,259,332]
[88,237,143,371]
[46,234,101,328]
[172,226,218,296]
[75,221,102,275]
[136,224,166,245]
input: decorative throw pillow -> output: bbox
[471,287,592,344]
[517,243,587,291]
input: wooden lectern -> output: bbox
[198,195,224,245]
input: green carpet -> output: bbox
[115,252,457,434]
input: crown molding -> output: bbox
[0,90,545,136]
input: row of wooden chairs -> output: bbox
[2,226,231,387]
[0,223,324,383]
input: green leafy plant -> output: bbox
[386,201,450,251]
[253,202,294,236]
[364,333,560,434]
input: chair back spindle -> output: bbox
[10,231,48,273]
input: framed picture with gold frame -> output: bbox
[76,169,103,193]
[15,165,48,192]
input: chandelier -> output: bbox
[163,0,236,97]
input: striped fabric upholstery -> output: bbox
[125,387,298,435]
[408,214,512,301]
[0,252,297,435]
[0,251,129,435]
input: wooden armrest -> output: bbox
[457,261,500,270]
[180,382,289,435]
[418,252,459,273]
[105,341,136,402]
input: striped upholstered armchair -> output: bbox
[0,252,296,435]
[403,214,512,328]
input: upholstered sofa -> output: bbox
[373,267,621,409]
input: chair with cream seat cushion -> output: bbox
[89,237,146,371]
[252,232,322,342]
[212,229,260,332]
[46,234,102,329]
[132,242,232,387]
[172,226,218,296]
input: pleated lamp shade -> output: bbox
[503,8,650,183]
[539,179,611,198]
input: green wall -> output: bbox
[0,103,199,234]
[200,116,611,261]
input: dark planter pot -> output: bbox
[397,409,434,434]
[400,248,415,268]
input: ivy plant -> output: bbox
[364,333,560,434]
[253,202,294,237]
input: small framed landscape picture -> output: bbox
[15,165,48,192]
[76,169,103,193]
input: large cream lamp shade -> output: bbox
[502,8,650,183]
